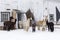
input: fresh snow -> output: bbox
[0,25,60,40]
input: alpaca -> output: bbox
[4,17,16,31]
[46,21,54,32]
[22,18,30,31]
[36,19,46,31]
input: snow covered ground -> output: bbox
[0,25,60,40]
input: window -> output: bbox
[1,12,10,22]
[49,14,54,22]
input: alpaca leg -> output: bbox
[32,27,35,32]
[26,27,29,31]
[38,26,40,30]
[25,26,27,31]
[8,27,10,31]
[23,22,26,30]
[51,25,54,32]
[48,25,50,31]
[42,26,45,31]
[24,26,26,31]
[26,20,30,31]
[24,26,29,32]
[19,21,23,29]
[6,26,8,30]
[19,24,22,29]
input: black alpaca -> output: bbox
[31,20,36,32]
[46,21,54,32]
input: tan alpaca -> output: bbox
[36,21,43,30]
[37,21,42,30]
[36,19,46,31]
[42,19,46,31]
[36,16,48,31]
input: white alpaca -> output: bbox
[22,18,30,31]
[19,19,30,31]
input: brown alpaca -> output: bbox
[3,17,16,31]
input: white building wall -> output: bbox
[18,0,44,21]
[0,0,60,26]
[0,0,18,26]
[30,0,44,21]
[44,1,60,22]
[0,13,3,26]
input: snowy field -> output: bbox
[0,25,60,40]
